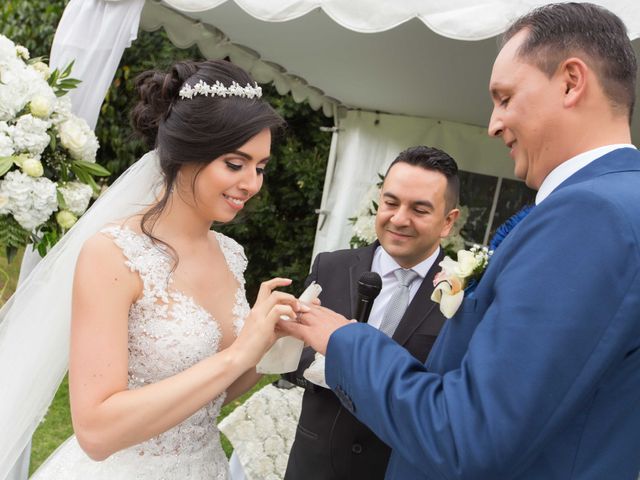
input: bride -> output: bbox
[18,59,300,478]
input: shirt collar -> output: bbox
[376,245,440,279]
[536,144,636,205]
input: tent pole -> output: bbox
[483,176,502,246]
[311,104,340,262]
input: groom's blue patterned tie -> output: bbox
[379,269,419,337]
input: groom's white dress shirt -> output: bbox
[367,246,440,330]
[535,144,636,205]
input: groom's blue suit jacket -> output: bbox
[325,148,640,479]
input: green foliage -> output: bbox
[0,215,30,262]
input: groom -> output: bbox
[280,3,640,479]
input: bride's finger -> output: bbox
[266,304,297,326]
[255,277,292,303]
[256,291,299,315]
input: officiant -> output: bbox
[283,146,460,479]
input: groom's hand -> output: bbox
[278,305,353,355]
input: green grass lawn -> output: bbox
[2,250,279,474]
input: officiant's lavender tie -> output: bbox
[379,269,419,337]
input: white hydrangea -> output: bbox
[352,214,377,243]
[51,96,73,125]
[263,435,285,456]
[0,170,57,231]
[0,58,32,121]
[0,56,54,123]
[10,114,51,156]
[0,35,17,63]
[58,116,99,162]
[0,121,14,157]
[58,181,93,216]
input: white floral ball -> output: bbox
[0,122,14,157]
[58,181,93,216]
[0,170,57,231]
[353,214,377,244]
[0,35,17,63]
[11,114,51,156]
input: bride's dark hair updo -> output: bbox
[130,59,285,247]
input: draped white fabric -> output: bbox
[50,0,145,129]
[159,0,640,39]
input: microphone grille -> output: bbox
[358,271,382,298]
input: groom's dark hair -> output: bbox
[503,2,637,121]
[385,145,459,212]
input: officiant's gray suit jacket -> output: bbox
[284,242,446,480]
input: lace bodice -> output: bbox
[32,226,250,479]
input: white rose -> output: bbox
[29,95,53,118]
[58,116,98,162]
[56,209,77,229]
[58,182,93,216]
[21,157,44,177]
[455,249,478,278]
[31,61,51,80]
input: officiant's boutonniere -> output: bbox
[431,246,492,318]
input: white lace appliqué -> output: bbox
[31,226,251,480]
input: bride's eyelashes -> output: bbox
[224,161,242,171]
[224,160,267,175]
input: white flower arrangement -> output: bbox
[219,384,303,480]
[431,245,492,318]
[0,34,109,261]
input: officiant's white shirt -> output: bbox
[536,144,636,205]
[367,246,440,330]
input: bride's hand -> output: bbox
[232,278,301,366]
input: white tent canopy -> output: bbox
[53,0,640,254]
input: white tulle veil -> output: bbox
[0,150,162,478]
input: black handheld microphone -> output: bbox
[355,271,382,323]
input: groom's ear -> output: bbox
[559,57,588,109]
[440,208,460,238]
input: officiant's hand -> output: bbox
[278,305,353,355]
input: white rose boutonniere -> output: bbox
[431,245,491,318]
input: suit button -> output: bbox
[351,443,363,454]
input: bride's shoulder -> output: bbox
[212,231,247,270]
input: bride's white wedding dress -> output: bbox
[31,225,250,480]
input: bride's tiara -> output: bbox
[178,80,263,100]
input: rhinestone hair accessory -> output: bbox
[178,80,262,100]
